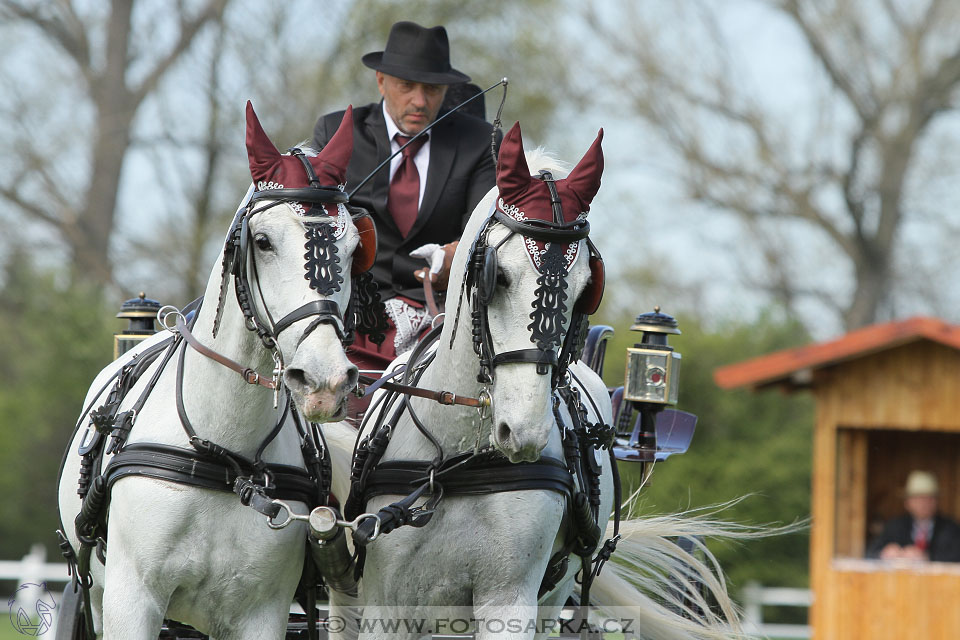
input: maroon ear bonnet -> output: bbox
[495,122,603,271]
[245,101,354,218]
[495,122,603,224]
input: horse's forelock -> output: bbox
[523,147,570,177]
[293,143,319,156]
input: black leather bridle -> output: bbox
[214,159,360,355]
[457,171,598,386]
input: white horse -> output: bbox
[322,123,748,640]
[56,102,373,639]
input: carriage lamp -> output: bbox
[114,292,162,359]
[615,307,683,463]
[624,307,681,405]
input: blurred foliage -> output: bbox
[0,252,113,557]
[593,303,815,589]
[240,0,567,150]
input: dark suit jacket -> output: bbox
[866,513,960,562]
[312,102,500,302]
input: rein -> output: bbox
[174,314,277,390]
[358,372,490,409]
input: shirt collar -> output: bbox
[382,101,429,143]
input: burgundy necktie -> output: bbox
[915,523,930,551]
[388,134,428,237]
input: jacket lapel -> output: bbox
[364,104,399,234]
[407,116,455,240]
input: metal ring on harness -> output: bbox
[267,499,308,530]
[158,305,186,332]
[268,500,383,542]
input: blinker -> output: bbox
[477,246,499,305]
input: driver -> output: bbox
[310,21,502,380]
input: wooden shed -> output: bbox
[714,316,960,640]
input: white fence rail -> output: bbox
[1,544,71,637]
[741,580,812,639]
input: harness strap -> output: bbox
[103,443,318,504]
[250,186,348,205]
[273,299,344,339]
[492,348,558,369]
[362,455,575,499]
[492,209,590,242]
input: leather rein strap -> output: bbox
[176,299,345,391]
[176,316,276,390]
[358,373,488,409]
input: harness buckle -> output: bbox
[242,368,260,385]
[271,352,284,409]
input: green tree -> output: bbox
[595,306,814,589]
[0,252,113,557]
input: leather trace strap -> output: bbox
[176,316,276,390]
[357,373,489,409]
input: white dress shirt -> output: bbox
[383,101,431,210]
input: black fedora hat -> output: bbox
[362,21,470,85]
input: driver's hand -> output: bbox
[411,241,458,292]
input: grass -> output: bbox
[0,612,33,639]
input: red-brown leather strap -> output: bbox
[177,317,276,390]
[358,374,487,409]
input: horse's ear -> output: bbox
[245,101,282,184]
[313,105,354,183]
[496,122,532,199]
[561,128,603,213]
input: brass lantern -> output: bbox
[114,293,162,359]
[614,307,691,465]
[623,307,681,405]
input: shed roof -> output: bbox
[713,316,960,391]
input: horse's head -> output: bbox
[466,122,604,462]
[214,102,377,422]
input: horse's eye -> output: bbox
[254,233,273,251]
[496,270,510,288]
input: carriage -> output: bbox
[53,100,737,640]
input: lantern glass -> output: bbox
[624,348,681,404]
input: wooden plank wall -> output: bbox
[809,342,960,639]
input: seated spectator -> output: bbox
[866,470,960,562]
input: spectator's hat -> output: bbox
[905,470,939,497]
[363,21,470,85]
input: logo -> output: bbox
[7,582,56,636]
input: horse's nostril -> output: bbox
[345,365,359,391]
[285,367,309,390]
[497,421,512,444]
